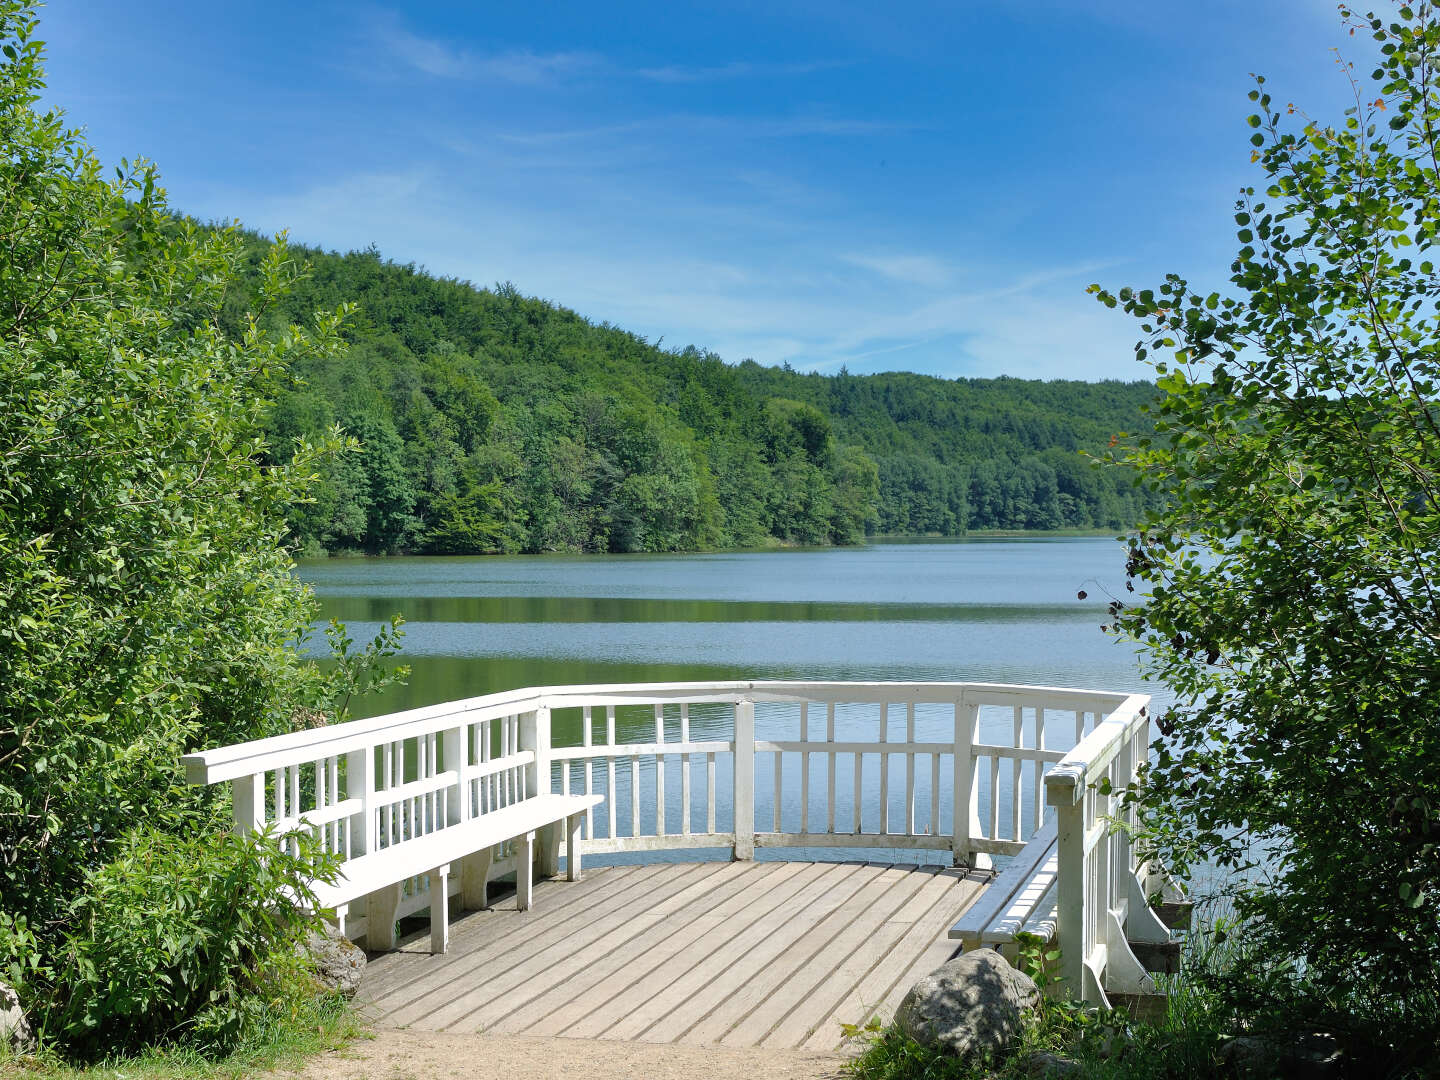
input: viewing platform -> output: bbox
[358,860,987,1049]
[182,680,1177,1044]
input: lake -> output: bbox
[299,537,1168,866]
[300,535,1162,716]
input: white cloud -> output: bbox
[841,253,953,288]
[368,10,601,85]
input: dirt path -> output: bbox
[279,1029,850,1080]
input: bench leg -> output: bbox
[366,883,402,951]
[459,846,493,911]
[517,830,535,911]
[334,903,350,940]
[430,864,451,955]
[538,821,562,879]
[567,811,583,882]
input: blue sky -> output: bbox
[41,2,1371,380]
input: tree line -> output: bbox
[225,242,1158,556]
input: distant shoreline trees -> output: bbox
[229,241,1158,556]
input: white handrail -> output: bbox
[1045,693,1164,1005]
[182,679,1150,999]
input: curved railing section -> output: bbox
[181,680,1153,1001]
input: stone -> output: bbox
[1020,1050,1084,1077]
[893,948,1040,1060]
[304,921,366,999]
[1216,1030,1343,1079]
[0,980,35,1056]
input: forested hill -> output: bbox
[233,240,1156,555]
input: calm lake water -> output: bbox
[299,536,1161,717]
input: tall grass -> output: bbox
[0,993,361,1080]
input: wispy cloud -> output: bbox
[373,11,600,85]
[635,59,844,83]
[842,253,953,288]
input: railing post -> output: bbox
[444,724,467,827]
[733,699,755,860]
[347,746,375,857]
[231,773,263,835]
[952,697,990,869]
[523,706,559,875]
[1049,770,1090,1003]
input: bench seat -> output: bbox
[949,818,1058,954]
[314,792,603,954]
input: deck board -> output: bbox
[358,859,988,1050]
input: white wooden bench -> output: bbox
[948,818,1058,961]
[313,792,603,955]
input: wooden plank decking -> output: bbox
[358,860,989,1050]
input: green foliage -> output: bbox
[219,241,1157,554]
[0,4,396,1057]
[1093,0,1440,1047]
[41,828,333,1059]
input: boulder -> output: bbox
[304,921,366,999]
[894,948,1040,1059]
[0,980,35,1056]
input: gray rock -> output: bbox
[1020,1050,1084,1077]
[894,948,1040,1060]
[1217,1030,1343,1078]
[304,921,366,999]
[0,980,35,1056]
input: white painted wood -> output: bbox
[878,704,889,834]
[949,818,1058,946]
[953,698,978,866]
[905,704,916,836]
[654,704,666,835]
[231,773,263,834]
[733,700,755,860]
[826,703,836,834]
[799,702,810,834]
[582,706,594,837]
[680,704,691,836]
[189,678,1157,1012]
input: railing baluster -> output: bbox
[1012,706,1024,842]
[583,706,594,838]
[680,704,691,836]
[827,703,836,834]
[988,753,1000,842]
[706,751,716,835]
[654,704,666,836]
[879,703,889,835]
[800,702,809,834]
[630,756,640,838]
[1034,708,1047,831]
[852,750,863,833]
[607,707,617,841]
[733,700,755,859]
[905,703,916,836]
[930,753,940,836]
[773,746,783,833]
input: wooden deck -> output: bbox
[358,860,989,1050]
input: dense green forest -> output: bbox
[230,240,1156,555]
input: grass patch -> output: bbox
[0,994,364,1080]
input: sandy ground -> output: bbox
[276,1029,851,1080]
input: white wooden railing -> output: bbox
[1045,692,1172,1003]
[181,680,1156,1000]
